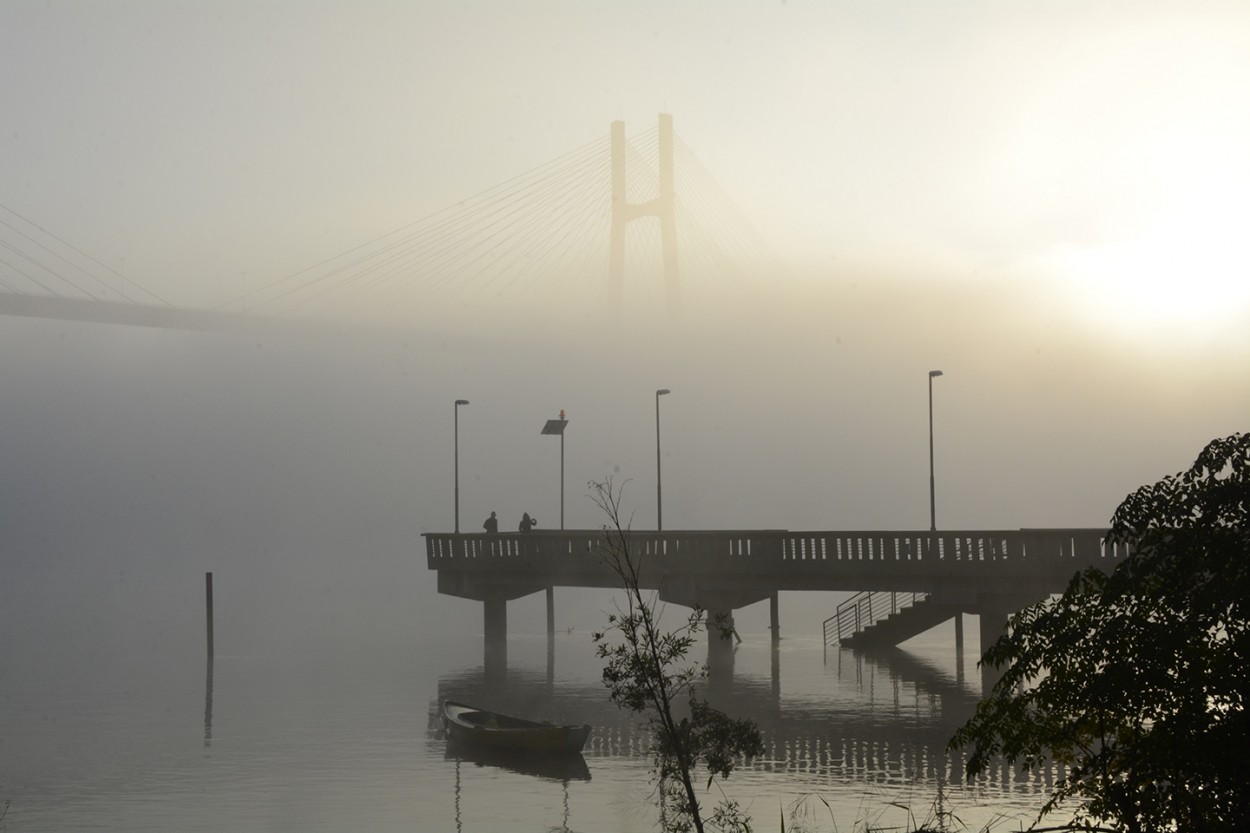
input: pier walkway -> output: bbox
[424,527,1124,692]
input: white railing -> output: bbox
[425,528,1125,574]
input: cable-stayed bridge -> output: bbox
[8,116,1114,694]
[0,114,779,331]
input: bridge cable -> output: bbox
[257,136,610,315]
[0,202,172,306]
[336,140,611,310]
[229,134,611,314]
[337,147,606,309]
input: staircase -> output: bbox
[823,590,962,654]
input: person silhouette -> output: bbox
[482,511,498,534]
[518,512,536,533]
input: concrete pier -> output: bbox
[426,527,1124,693]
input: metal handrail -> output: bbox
[822,590,928,658]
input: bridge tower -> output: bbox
[609,113,680,310]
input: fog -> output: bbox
[2,267,1245,672]
[2,1,1249,677]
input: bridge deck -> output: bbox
[424,528,1124,606]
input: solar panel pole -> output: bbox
[541,414,569,530]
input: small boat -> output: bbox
[442,700,591,754]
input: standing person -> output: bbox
[482,511,498,534]
[518,512,536,533]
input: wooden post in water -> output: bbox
[205,572,215,659]
[205,571,214,746]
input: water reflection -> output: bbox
[444,721,585,833]
[454,758,461,833]
[444,739,591,782]
[432,640,1060,799]
[203,653,213,748]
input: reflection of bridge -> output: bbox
[425,528,1126,692]
[429,645,1061,798]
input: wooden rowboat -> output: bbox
[442,700,591,754]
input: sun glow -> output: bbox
[1055,228,1249,336]
[1051,139,1250,343]
[983,12,1250,348]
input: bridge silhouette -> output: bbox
[7,117,1118,697]
[425,527,1126,694]
[0,114,777,330]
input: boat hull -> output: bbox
[442,700,591,753]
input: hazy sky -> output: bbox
[4,1,1250,328]
[2,2,1249,651]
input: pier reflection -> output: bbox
[431,642,1059,798]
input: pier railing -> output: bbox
[424,529,785,562]
[426,528,1125,586]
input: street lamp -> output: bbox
[655,389,671,530]
[454,399,469,533]
[540,410,569,529]
[928,371,943,531]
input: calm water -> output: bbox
[1,614,1066,833]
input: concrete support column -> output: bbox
[770,634,781,702]
[545,585,556,683]
[769,591,780,643]
[954,612,965,687]
[484,597,507,678]
[978,606,1011,696]
[707,608,736,682]
[657,112,680,309]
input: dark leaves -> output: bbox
[950,433,1250,832]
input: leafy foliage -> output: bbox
[950,433,1250,832]
[589,479,764,833]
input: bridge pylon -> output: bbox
[609,113,680,311]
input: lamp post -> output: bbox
[540,411,569,529]
[454,399,469,533]
[928,371,943,531]
[655,388,671,530]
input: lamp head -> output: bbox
[455,399,469,406]
[928,371,943,379]
[656,388,671,396]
